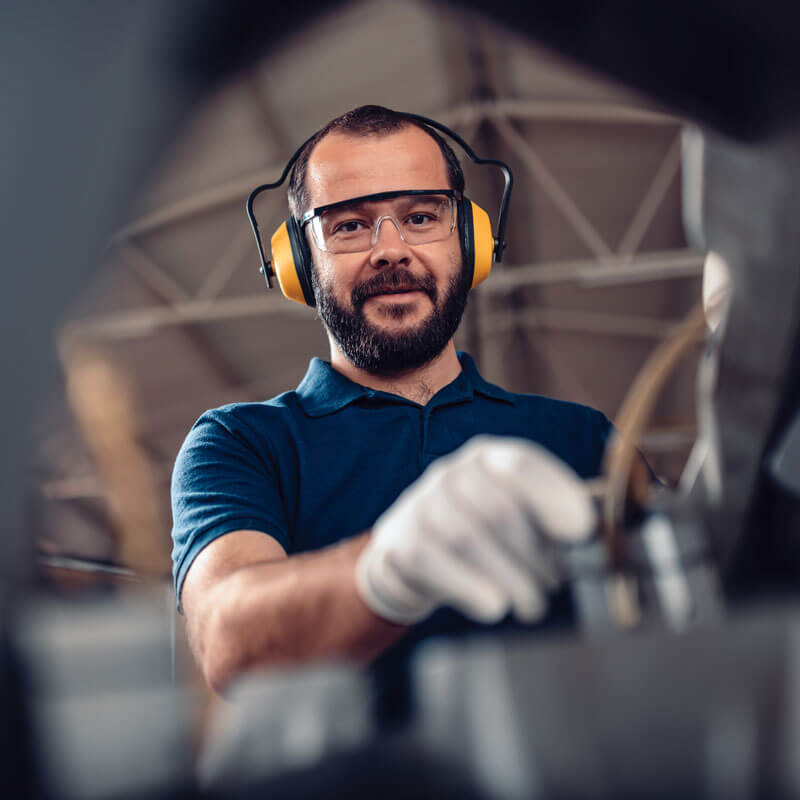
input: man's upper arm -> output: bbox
[171,409,293,609]
[181,529,287,624]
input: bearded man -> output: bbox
[171,106,611,698]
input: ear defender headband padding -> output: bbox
[271,217,315,306]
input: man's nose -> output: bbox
[369,216,411,268]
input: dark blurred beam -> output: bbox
[482,308,697,339]
[38,555,140,581]
[641,424,697,453]
[118,243,190,304]
[439,99,676,126]
[617,133,683,256]
[246,70,296,155]
[491,114,614,258]
[111,167,281,241]
[194,189,285,301]
[41,475,104,501]
[455,0,800,139]
[64,293,310,341]
[486,249,703,291]
[115,242,251,390]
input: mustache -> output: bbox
[351,269,436,307]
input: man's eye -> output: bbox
[333,219,367,235]
[407,213,435,226]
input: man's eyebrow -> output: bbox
[318,191,449,217]
[322,199,373,216]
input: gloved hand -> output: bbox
[355,435,596,625]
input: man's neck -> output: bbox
[329,342,462,406]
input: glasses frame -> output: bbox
[300,189,458,254]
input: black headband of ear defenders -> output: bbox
[245,113,513,289]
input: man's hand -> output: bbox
[355,436,596,625]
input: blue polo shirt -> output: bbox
[171,352,611,605]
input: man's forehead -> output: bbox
[305,127,450,208]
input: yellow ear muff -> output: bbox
[470,200,494,288]
[270,221,307,305]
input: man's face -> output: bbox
[304,126,469,373]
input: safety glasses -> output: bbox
[300,189,458,254]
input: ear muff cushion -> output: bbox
[458,197,494,289]
[271,218,315,306]
[457,195,475,287]
[469,201,494,288]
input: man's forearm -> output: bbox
[200,532,407,689]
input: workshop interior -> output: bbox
[3,0,800,797]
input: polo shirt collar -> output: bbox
[296,358,369,417]
[295,352,516,417]
[457,352,518,405]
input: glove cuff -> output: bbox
[354,551,427,626]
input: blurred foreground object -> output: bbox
[412,608,800,799]
[14,596,193,800]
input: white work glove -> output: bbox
[355,435,595,625]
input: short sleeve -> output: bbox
[170,410,290,608]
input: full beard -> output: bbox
[312,260,471,373]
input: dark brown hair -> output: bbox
[287,105,465,217]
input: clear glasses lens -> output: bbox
[310,193,455,254]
